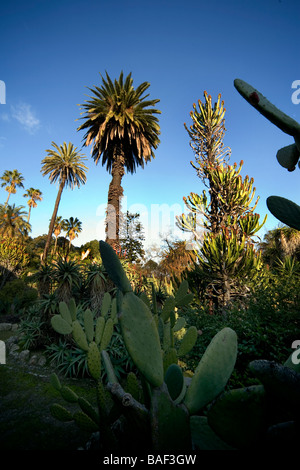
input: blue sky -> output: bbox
[1,0,300,254]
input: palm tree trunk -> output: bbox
[27,205,32,223]
[106,151,125,250]
[42,178,66,265]
[5,191,11,206]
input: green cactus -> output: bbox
[51,314,73,335]
[84,309,95,343]
[164,363,185,402]
[87,342,101,380]
[101,292,112,317]
[99,317,114,351]
[234,78,300,139]
[177,326,198,357]
[266,196,300,231]
[172,316,186,333]
[150,384,191,452]
[234,78,300,230]
[50,403,73,422]
[125,371,144,403]
[184,327,237,414]
[59,301,73,325]
[101,350,118,384]
[73,410,99,433]
[276,143,300,171]
[68,297,77,321]
[249,359,300,411]
[190,416,234,450]
[50,373,61,391]
[78,397,100,425]
[119,291,164,388]
[207,385,266,449]
[160,295,176,322]
[99,240,132,293]
[60,385,79,403]
[72,320,89,351]
[163,347,178,372]
[95,316,105,346]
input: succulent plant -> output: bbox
[234,78,300,230]
[49,240,300,451]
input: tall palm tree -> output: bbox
[62,216,82,254]
[0,203,31,238]
[1,169,24,206]
[77,71,161,249]
[23,187,43,222]
[40,141,88,264]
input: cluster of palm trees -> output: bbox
[1,71,161,268]
[52,215,82,257]
[0,169,42,237]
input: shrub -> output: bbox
[0,278,38,315]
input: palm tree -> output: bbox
[52,216,63,256]
[23,187,43,223]
[40,141,88,264]
[62,216,82,255]
[0,203,31,238]
[1,169,25,206]
[77,71,161,249]
[259,225,300,267]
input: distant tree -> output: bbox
[40,142,88,264]
[23,187,43,223]
[120,211,145,263]
[81,239,101,260]
[62,216,83,256]
[259,225,300,267]
[0,204,31,238]
[78,71,161,250]
[1,169,24,206]
[52,216,63,256]
[159,239,196,283]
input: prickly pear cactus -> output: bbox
[234,78,300,230]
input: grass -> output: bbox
[0,352,97,450]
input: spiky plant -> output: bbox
[53,259,82,304]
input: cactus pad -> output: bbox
[120,291,164,387]
[51,315,73,335]
[84,309,95,343]
[50,403,73,422]
[59,301,73,325]
[164,363,185,402]
[276,143,300,171]
[72,320,89,351]
[87,342,101,380]
[60,386,79,403]
[95,316,105,345]
[177,326,198,357]
[99,240,132,293]
[234,79,300,137]
[184,327,237,414]
[207,385,266,449]
[266,196,300,231]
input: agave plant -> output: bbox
[53,259,82,303]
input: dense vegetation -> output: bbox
[1,74,300,451]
